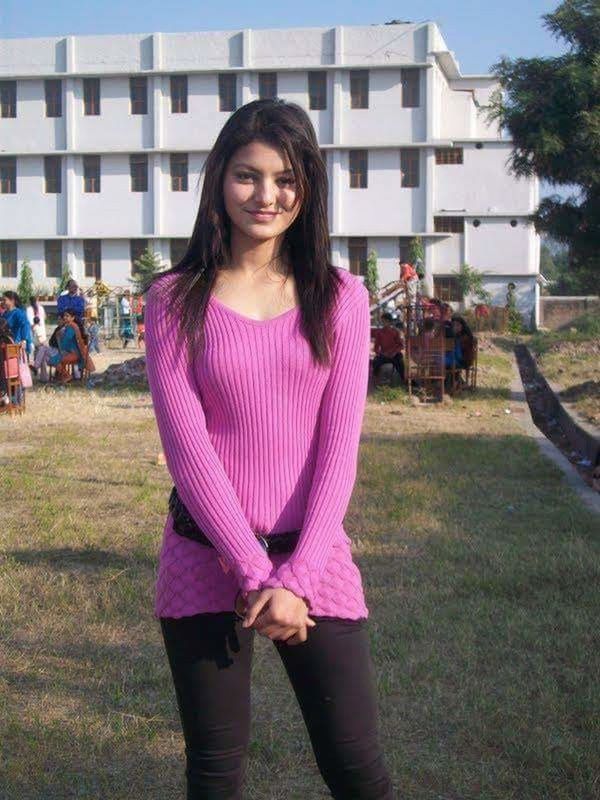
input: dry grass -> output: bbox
[1,343,599,799]
[528,314,600,426]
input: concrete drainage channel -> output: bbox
[512,343,600,512]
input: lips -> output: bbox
[246,210,279,220]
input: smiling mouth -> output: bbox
[246,210,280,218]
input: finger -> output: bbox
[306,616,317,627]
[243,595,271,627]
[286,624,309,646]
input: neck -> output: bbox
[225,228,289,278]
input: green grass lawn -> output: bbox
[1,342,599,799]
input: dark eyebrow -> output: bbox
[232,162,294,175]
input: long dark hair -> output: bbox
[145,98,343,366]
[0,317,13,342]
[29,296,40,315]
[451,315,474,339]
[62,311,89,346]
[2,290,22,308]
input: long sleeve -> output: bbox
[144,280,275,595]
[260,281,371,609]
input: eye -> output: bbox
[235,172,254,181]
[278,176,296,186]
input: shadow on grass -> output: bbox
[3,432,599,799]
[6,545,156,572]
[559,379,600,403]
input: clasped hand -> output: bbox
[238,587,316,645]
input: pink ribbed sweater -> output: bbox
[145,266,371,620]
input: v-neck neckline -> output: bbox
[208,293,300,326]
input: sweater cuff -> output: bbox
[228,553,274,597]
[260,559,320,612]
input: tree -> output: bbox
[489,0,600,294]
[364,250,379,298]
[452,263,492,307]
[408,236,425,278]
[130,247,164,294]
[17,259,34,305]
[57,264,72,294]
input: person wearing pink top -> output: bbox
[144,98,394,799]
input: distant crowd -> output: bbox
[0,280,145,405]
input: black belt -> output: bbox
[168,487,300,555]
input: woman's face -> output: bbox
[452,319,463,335]
[63,313,74,324]
[2,295,15,310]
[222,140,301,245]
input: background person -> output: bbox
[57,279,85,319]
[1,291,33,363]
[372,311,405,383]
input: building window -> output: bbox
[130,239,148,274]
[45,79,62,117]
[44,156,62,194]
[0,81,16,118]
[170,238,188,266]
[0,241,17,278]
[0,157,16,194]
[350,70,369,109]
[349,150,368,188]
[400,149,419,188]
[170,75,188,114]
[170,153,188,192]
[434,277,462,303]
[83,155,100,193]
[401,69,420,108]
[130,77,148,115]
[309,71,327,110]
[435,147,464,165]
[434,216,464,233]
[258,73,277,100]
[45,240,62,278]
[218,73,237,112]
[399,237,412,264]
[130,154,148,192]
[83,78,100,115]
[348,237,368,276]
[83,239,102,279]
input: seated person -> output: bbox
[372,312,405,382]
[414,317,444,363]
[47,310,95,384]
[449,316,475,369]
[34,319,64,382]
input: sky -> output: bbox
[1,1,568,75]
[1,1,571,199]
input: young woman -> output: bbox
[48,310,94,383]
[1,291,33,362]
[448,315,476,369]
[144,99,394,799]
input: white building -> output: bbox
[0,22,540,322]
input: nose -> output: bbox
[253,178,277,208]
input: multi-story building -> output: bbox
[0,22,540,322]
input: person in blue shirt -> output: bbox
[48,309,92,383]
[1,291,33,360]
[57,279,86,319]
